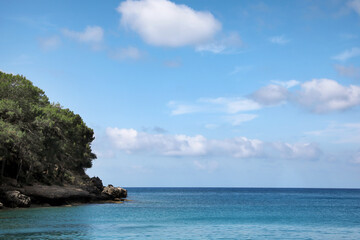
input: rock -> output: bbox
[1,177,18,187]
[90,177,104,191]
[23,185,93,206]
[121,188,127,198]
[0,176,127,208]
[83,176,104,195]
[0,202,3,209]
[3,190,31,208]
[102,184,127,199]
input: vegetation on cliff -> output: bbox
[0,71,96,185]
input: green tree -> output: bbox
[0,71,96,185]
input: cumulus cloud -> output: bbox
[38,36,61,51]
[109,46,143,60]
[296,79,360,113]
[333,47,360,61]
[251,84,289,106]
[169,79,360,118]
[334,64,360,79]
[250,79,360,112]
[117,0,221,47]
[62,26,104,43]
[269,35,290,45]
[348,0,360,15]
[106,128,208,156]
[106,127,321,160]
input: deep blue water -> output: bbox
[1,188,360,239]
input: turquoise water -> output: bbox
[1,188,360,239]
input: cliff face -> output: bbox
[0,177,127,208]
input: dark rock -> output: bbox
[1,177,19,187]
[3,190,31,208]
[0,176,127,208]
[84,176,104,195]
[121,188,127,198]
[90,177,103,191]
[102,184,127,199]
[23,185,94,206]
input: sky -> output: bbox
[1,0,360,188]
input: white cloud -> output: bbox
[169,79,360,118]
[305,122,360,144]
[62,26,104,43]
[109,46,143,60]
[334,64,360,78]
[250,79,360,112]
[333,47,360,61]
[38,36,61,51]
[224,114,258,126]
[106,127,321,160]
[269,35,290,45]
[296,78,360,113]
[251,84,289,105]
[271,80,300,88]
[168,101,202,115]
[195,43,226,54]
[196,32,243,54]
[117,0,221,47]
[169,97,261,116]
[271,142,321,160]
[106,128,208,156]
[348,0,360,15]
[201,97,261,113]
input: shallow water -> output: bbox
[1,188,360,239]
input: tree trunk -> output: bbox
[25,163,32,183]
[0,157,5,180]
[16,158,23,182]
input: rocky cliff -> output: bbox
[0,177,127,208]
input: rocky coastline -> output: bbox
[0,177,127,209]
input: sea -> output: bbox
[1,188,360,239]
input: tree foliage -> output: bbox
[0,71,96,185]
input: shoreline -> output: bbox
[0,199,131,211]
[0,177,127,209]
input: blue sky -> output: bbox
[1,0,360,187]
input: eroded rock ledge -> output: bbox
[0,177,127,209]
